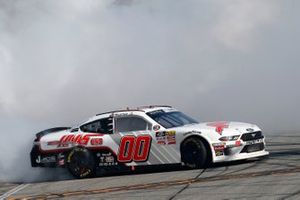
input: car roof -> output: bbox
[83,105,174,124]
[96,105,173,115]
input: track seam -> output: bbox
[168,169,206,200]
[0,184,29,200]
[279,189,300,200]
[9,166,300,200]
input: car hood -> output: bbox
[173,121,259,136]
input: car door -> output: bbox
[112,114,181,166]
[112,114,153,166]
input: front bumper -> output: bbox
[212,136,269,163]
[213,149,269,163]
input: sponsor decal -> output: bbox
[207,121,229,135]
[97,152,118,166]
[156,131,166,145]
[90,138,103,146]
[155,131,176,145]
[58,134,102,147]
[215,150,224,156]
[212,142,226,150]
[114,112,130,117]
[183,130,201,136]
[213,145,225,151]
[166,131,176,144]
[213,142,226,156]
[245,138,264,145]
[36,156,56,164]
[79,168,92,178]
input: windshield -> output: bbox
[147,110,198,128]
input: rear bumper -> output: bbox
[30,145,40,167]
[30,145,61,167]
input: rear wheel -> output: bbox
[181,137,207,168]
[66,147,96,179]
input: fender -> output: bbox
[181,132,214,163]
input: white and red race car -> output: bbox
[30,105,269,178]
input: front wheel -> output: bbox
[181,137,207,168]
[66,147,96,178]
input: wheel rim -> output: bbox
[182,141,202,165]
[69,151,92,177]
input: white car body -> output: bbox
[31,106,269,176]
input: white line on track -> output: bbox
[0,184,30,200]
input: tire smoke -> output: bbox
[0,0,299,182]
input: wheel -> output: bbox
[181,137,207,168]
[66,147,96,178]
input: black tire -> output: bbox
[181,137,207,168]
[66,147,96,179]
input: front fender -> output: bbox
[180,131,214,163]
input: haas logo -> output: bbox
[58,134,103,147]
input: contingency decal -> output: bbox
[155,131,176,145]
[156,132,166,145]
[166,131,176,144]
[207,121,229,135]
[212,142,226,156]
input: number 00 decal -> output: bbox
[118,135,152,162]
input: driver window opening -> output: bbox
[80,117,113,134]
[114,116,151,133]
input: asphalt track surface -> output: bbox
[1,132,300,200]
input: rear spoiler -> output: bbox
[35,127,71,141]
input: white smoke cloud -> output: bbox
[212,0,278,50]
[0,0,299,182]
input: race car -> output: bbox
[30,105,269,178]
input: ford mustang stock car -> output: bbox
[30,105,269,178]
